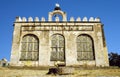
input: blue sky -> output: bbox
[0,0,120,61]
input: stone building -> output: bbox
[0,58,9,67]
[10,4,109,67]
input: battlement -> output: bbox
[15,16,101,22]
[15,7,101,23]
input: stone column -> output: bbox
[94,24,106,67]
[10,23,21,66]
[48,12,52,21]
[62,13,67,21]
[38,31,50,66]
[65,32,77,66]
[101,25,109,66]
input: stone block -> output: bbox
[58,67,75,75]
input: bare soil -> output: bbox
[0,67,120,77]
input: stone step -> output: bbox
[47,67,75,75]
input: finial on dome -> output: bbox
[54,3,61,10]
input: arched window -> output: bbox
[20,34,39,61]
[77,34,95,60]
[50,34,65,61]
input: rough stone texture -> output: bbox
[58,67,75,75]
[10,9,109,67]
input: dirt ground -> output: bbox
[0,67,120,77]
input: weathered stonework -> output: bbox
[10,6,109,67]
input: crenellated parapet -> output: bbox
[69,16,100,22]
[15,3,101,23]
[15,16,101,22]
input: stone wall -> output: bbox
[10,10,109,67]
[10,21,109,67]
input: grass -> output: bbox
[0,66,120,77]
[75,69,120,76]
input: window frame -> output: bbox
[77,34,95,61]
[20,34,39,61]
[50,34,65,61]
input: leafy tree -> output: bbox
[109,52,120,67]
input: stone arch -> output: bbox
[76,34,95,60]
[20,34,39,61]
[50,34,65,61]
[48,10,67,21]
[22,34,39,40]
